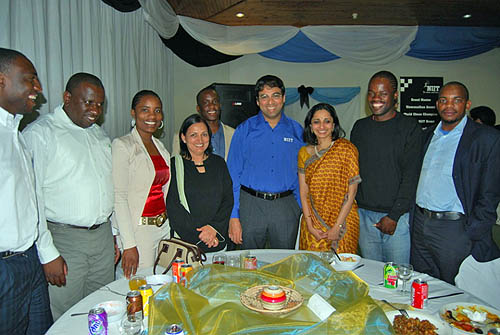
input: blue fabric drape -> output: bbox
[285,87,360,106]
[260,26,500,63]
[406,26,500,60]
[260,31,340,63]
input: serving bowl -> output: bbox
[333,253,361,271]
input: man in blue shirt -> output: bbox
[412,81,500,284]
[227,75,304,249]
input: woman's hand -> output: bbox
[306,219,327,241]
[197,225,218,248]
[122,246,139,279]
[326,224,342,242]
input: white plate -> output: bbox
[332,253,361,271]
[385,310,451,335]
[146,274,172,286]
[94,300,126,323]
[440,302,500,335]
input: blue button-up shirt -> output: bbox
[211,122,225,159]
[416,116,467,213]
[227,112,304,218]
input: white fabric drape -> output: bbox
[285,96,361,140]
[0,0,174,146]
[301,26,418,65]
[139,0,417,65]
[178,16,299,55]
[139,0,179,39]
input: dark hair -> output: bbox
[470,106,496,126]
[65,72,104,94]
[369,71,398,93]
[440,81,469,101]
[303,103,345,145]
[131,90,162,110]
[178,114,213,159]
[196,85,218,108]
[255,75,285,99]
[0,48,27,73]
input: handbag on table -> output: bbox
[153,237,206,275]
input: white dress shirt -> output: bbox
[23,104,114,231]
[0,106,58,262]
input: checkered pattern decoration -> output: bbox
[400,78,413,92]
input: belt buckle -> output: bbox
[141,217,148,225]
[155,213,166,227]
[263,193,275,201]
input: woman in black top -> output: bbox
[166,114,233,252]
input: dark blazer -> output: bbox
[420,118,500,261]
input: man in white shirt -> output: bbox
[23,72,116,320]
[0,48,53,334]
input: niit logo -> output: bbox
[423,82,440,93]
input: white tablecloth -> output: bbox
[46,249,491,335]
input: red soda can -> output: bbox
[172,258,185,283]
[411,279,428,309]
[126,290,143,320]
[244,255,257,270]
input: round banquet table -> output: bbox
[46,249,492,335]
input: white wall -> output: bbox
[171,48,500,145]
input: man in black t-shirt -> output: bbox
[351,71,422,264]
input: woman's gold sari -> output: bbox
[298,138,361,252]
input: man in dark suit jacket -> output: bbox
[411,81,500,284]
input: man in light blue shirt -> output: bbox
[412,81,500,284]
[227,75,304,249]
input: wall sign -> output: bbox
[400,77,443,129]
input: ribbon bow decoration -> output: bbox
[298,85,314,108]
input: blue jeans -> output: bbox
[358,208,410,264]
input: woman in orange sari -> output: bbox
[298,103,361,252]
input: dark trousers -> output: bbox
[410,207,472,284]
[0,245,53,335]
[239,190,301,250]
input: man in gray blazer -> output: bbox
[172,85,234,160]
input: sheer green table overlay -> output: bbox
[148,253,394,334]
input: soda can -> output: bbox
[165,324,185,335]
[139,284,154,317]
[244,255,257,270]
[172,258,185,283]
[383,262,399,289]
[411,279,429,309]
[88,307,108,335]
[126,290,143,320]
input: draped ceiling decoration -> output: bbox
[104,0,500,67]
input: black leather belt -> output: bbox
[48,221,106,230]
[417,205,465,221]
[241,185,293,201]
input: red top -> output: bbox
[141,155,169,217]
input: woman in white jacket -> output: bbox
[112,90,171,278]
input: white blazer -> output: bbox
[112,127,171,250]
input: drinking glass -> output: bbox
[319,251,335,264]
[120,315,143,335]
[397,263,413,293]
[128,275,147,291]
[227,255,240,268]
[212,254,227,265]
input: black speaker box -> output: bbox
[212,83,258,129]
